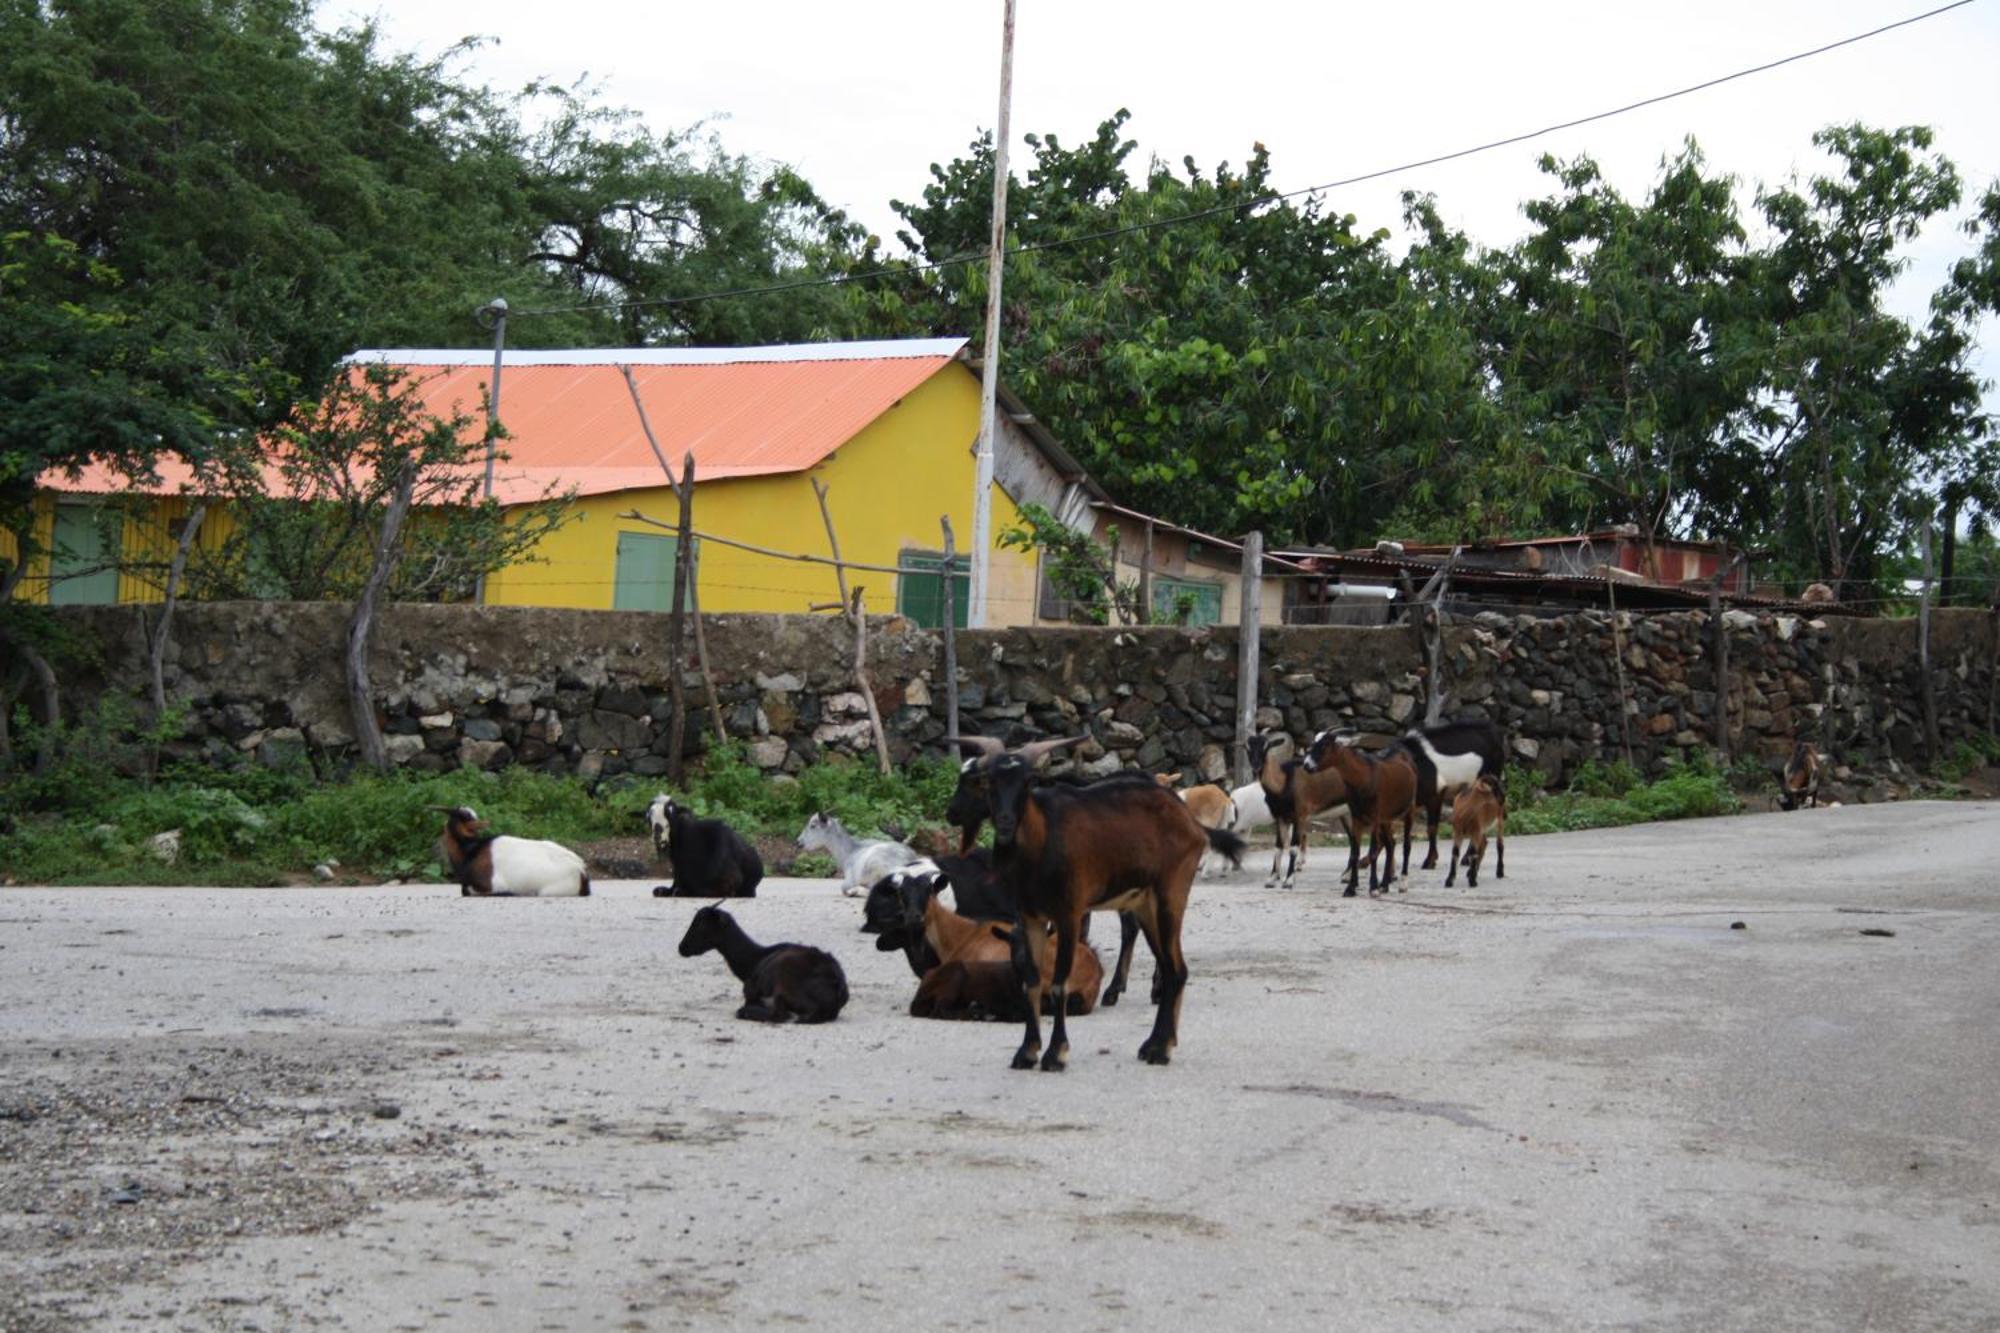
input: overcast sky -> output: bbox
[350,0,1998,401]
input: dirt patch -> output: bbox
[0,1036,478,1332]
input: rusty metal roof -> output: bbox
[47,339,969,503]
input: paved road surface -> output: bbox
[2,800,1995,1330]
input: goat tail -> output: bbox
[1205,826,1248,870]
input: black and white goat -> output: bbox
[648,795,763,898]
[678,905,849,1024]
[434,806,590,897]
[1398,718,1507,869]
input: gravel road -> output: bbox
[3,799,1996,1331]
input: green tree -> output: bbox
[1754,125,1967,595]
[1486,144,1766,573]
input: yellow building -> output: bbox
[18,338,1112,628]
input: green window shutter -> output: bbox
[1151,576,1223,626]
[614,531,695,612]
[48,504,121,605]
[897,553,969,629]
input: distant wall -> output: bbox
[33,602,2000,791]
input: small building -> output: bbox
[16,338,1118,629]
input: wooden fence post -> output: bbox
[1919,521,1939,764]
[941,516,961,743]
[1234,531,1263,786]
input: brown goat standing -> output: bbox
[1444,774,1506,888]
[1778,741,1821,811]
[951,734,1244,1070]
[1302,733,1417,896]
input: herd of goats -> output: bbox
[431,721,1828,1072]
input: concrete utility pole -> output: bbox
[968,0,1016,628]
[473,296,508,606]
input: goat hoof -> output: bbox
[1137,1040,1172,1065]
[1039,1048,1068,1072]
[1421,855,1438,869]
[1100,989,1121,1008]
[1011,1049,1040,1071]
[1341,887,1357,898]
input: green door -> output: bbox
[897,554,969,629]
[48,505,121,605]
[613,531,689,612]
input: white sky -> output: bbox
[350,0,2000,408]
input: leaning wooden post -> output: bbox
[940,516,961,742]
[1421,547,1460,726]
[149,500,207,717]
[812,478,891,775]
[679,456,727,746]
[1919,520,1939,765]
[665,456,696,782]
[1234,530,1263,786]
[850,587,893,775]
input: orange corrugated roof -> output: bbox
[47,338,969,504]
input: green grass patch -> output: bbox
[0,734,960,886]
[1507,754,1743,835]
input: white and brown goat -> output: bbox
[434,805,590,897]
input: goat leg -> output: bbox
[1008,914,1047,1070]
[1101,911,1140,1007]
[1136,889,1189,1066]
[1039,918,1077,1072]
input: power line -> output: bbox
[511,0,1979,322]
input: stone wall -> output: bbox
[37,602,2000,788]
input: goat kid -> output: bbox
[950,734,1245,1071]
[896,868,1104,1012]
[1301,733,1418,895]
[797,812,921,896]
[1444,774,1507,888]
[678,905,849,1023]
[1777,741,1821,811]
[647,795,763,898]
[1399,718,1507,869]
[434,806,590,897]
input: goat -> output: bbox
[647,794,763,898]
[943,758,1157,1009]
[948,733,1246,1070]
[1157,774,1238,878]
[860,860,944,977]
[797,812,922,897]
[1301,732,1419,896]
[893,867,1104,1018]
[433,806,590,897]
[1250,732,1354,891]
[1777,741,1821,811]
[677,905,849,1024]
[1444,774,1506,888]
[1226,780,1273,838]
[1398,719,1507,869]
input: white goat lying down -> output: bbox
[434,805,591,897]
[796,811,921,897]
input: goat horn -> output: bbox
[1013,734,1085,765]
[945,734,1006,757]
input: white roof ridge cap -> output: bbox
[344,337,968,367]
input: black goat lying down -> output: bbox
[649,795,763,898]
[678,905,848,1023]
